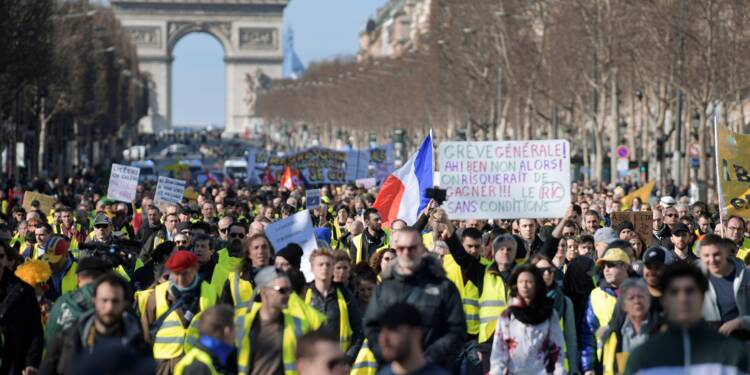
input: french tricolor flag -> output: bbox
[374,133,433,226]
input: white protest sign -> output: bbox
[154,176,186,209]
[106,164,140,203]
[439,140,571,219]
[355,177,376,189]
[306,189,321,209]
[265,210,318,279]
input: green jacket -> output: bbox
[624,321,750,374]
[45,283,94,346]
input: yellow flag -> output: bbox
[717,124,750,218]
[620,181,655,209]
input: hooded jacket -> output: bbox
[364,254,466,369]
[624,321,750,375]
[700,258,750,330]
[40,310,149,375]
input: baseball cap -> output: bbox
[660,196,676,208]
[93,213,111,226]
[594,227,619,245]
[175,221,192,233]
[380,303,423,328]
[671,223,690,235]
[596,248,632,267]
[76,256,112,274]
[643,246,675,266]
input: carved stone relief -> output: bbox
[126,26,161,48]
[239,27,277,50]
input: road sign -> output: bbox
[615,145,630,159]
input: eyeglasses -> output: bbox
[327,356,349,370]
[269,285,291,295]
[230,232,245,239]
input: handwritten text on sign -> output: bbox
[439,140,571,219]
[107,164,140,203]
[154,176,186,208]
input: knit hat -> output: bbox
[165,250,198,272]
[43,235,69,263]
[276,243,303,269]
[615,220,635,235]
[594,227,618,245]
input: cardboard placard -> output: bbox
[22,191,55,215]
[611,211,653,245]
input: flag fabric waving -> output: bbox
[280,167,302,190]
[373,133,433,226]
[716,124,750,218]
[620,181,655,210]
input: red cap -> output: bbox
[165,250,198,272]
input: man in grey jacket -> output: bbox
[698,233,750,338]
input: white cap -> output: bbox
[659,196,676,208]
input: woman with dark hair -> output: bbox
[490,264,564,375]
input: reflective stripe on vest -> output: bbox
[175,347,220,375]
[478,267,509,343]
[236,302,309,375]
[443,254,481,335]
[305,288,352,351]
[351,339,377,375]
[153,281,217,359]
[286,292,326,330]
[228,271,253,308]
[352,234,389,264]
[590,287,618,375]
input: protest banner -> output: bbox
[154,176,186,210]
[611,211,653,246]
[265,210,318,279]
[106,164,140,203]
[438,140,571,220]
[22,191,55,215]
[355,178,377,189]
[306,189,321,209]
[716,123,750,218]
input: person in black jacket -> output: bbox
[40,272,150,375]
[364,227,466,370]
[0,240,44,375]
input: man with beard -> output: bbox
[137,206,162,243]
[40,272,149,375]
[350,208,388,264]
[376,303,450,375]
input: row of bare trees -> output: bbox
[0,1,147,181]
[256,0,750,197]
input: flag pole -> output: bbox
[713,115,725,238]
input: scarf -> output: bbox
[546,287,565,318]
[199,335,235,368]
[509,295,554,325]
[169,275,202,318]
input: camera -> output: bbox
[78,240,139,269]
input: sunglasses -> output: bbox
[537,267,555,274]
[269,285,291,295]
[94,224,108,229]
[230,233,245,239]
[219,228,229,233]
[176,240,189,245]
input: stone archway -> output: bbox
[112,0,287,135]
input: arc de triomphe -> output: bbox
[112,0,287,135]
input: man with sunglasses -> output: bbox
[624,263,750,374]
[581,248,631,375]
[236,266,313,375]
[88,213,114,246]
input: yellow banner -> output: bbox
[620,181,655,209]
[717,124,750,218]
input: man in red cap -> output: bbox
[139,250,217,375]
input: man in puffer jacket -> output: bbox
[625,262,750,374]
[364,227,466,370]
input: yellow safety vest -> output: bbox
[228,271,253,309]
[152,281,217,360]
[443,254,487,335]
[351,339,377,375]
[352,234,389,264]
[422,232,434,251]
[210,249,242,298]
[135,288,154,317]
[175,346,220,375]
[236,302,310,375]
[734,238,750,262]
[304,287,352,351]
[478,266,509,343]
[60,261,79,297]
[590,288,618,375]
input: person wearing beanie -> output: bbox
[616,221,636,240]
[236,266,314,375]
[140,250,217,375]
[275,243,303,272]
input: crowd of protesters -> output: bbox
[0,171,749,375]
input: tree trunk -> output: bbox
[610,76,619,183]
[37,97,47,178]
